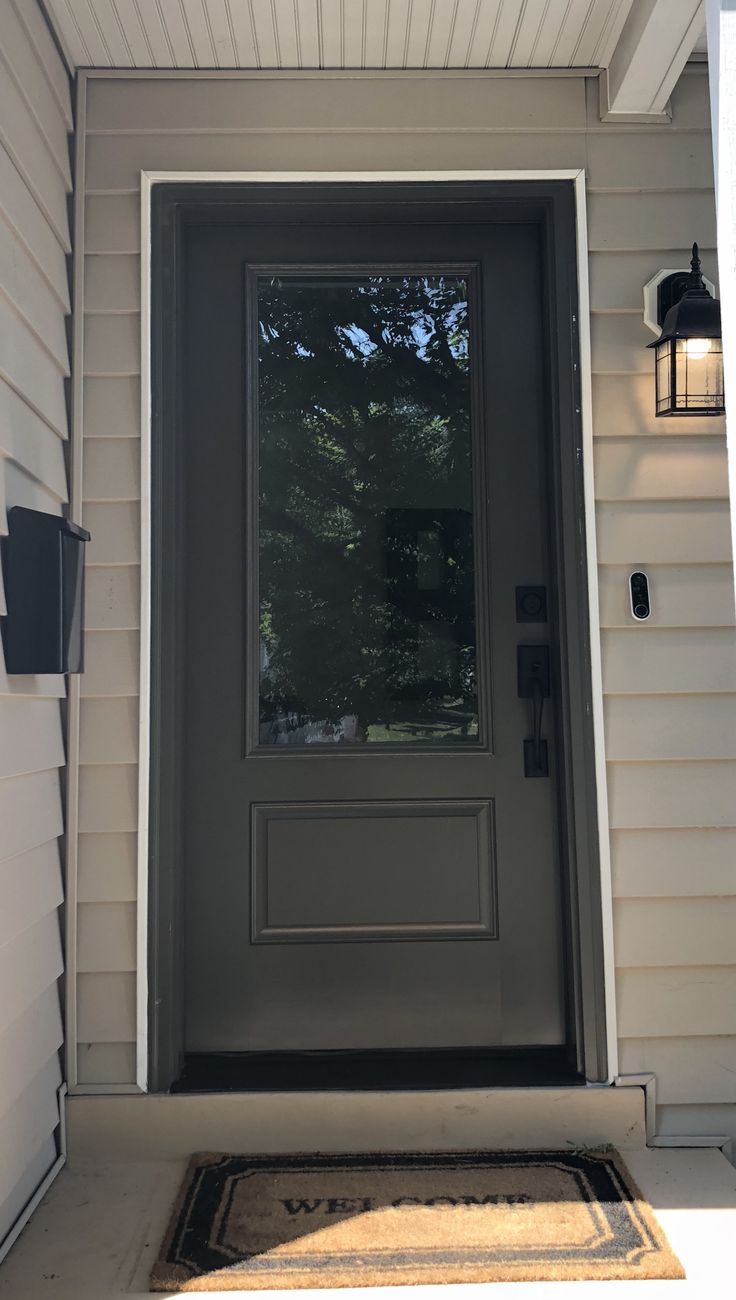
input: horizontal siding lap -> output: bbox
[84,255,140,312]
[77,1042,137,1085]
[0,3,71,173]
[84,76,587,133]
[593,437,729,501]
[83,438,141,501]
[84,502,140,565]
[0,984,63,1122]
[81,630,140,697]
[592,374,725,438]
[78,832,137,902]
[0,665,67,700]
[589,249,719,315]
[614,897,736,967]
[77,972,136,1042]
[603,627,736,694]
[0,841,63,949]
[596,501,734,564]
[0,65,71,244]
[0,911,63,1038]
[85,566,141,630]
[585,135,714,192]
[10,0,73,129]
[0,382,68,497]
[604,695,736,761]
[608,761,736,828]
[78,764,138,833]
[80,697,139,763]
[0,1058,62,1209]
[0,143,69,302]
[598,565,736,629]
[619,1038,736,1105]
[612,828,736,898]
[83,314,141,377]
[590,314,653,375]
[0,1135,57,1245]
[0,769,64,863]
[4,463,65,520]
[84,376,140,437]
[587,192,717,252]
[655,1104,736,1138]
[82,132,590,194]
[85,195,140,253]
[0,295,69,436]
[616,967,736,1038]
[78,902,136,973]
[0,697,64,778]
[0,223,69,370]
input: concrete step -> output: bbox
[66,1085,646,1164]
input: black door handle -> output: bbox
[517,645,550,778]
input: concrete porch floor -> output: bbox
[1,1148,735,1299]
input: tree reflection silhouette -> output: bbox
[257,274,478,745]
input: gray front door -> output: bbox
[180,194,566,1057]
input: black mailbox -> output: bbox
[2,507,91,674]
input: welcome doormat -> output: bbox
[150,1150,684,1290]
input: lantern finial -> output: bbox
[689,243,705,292]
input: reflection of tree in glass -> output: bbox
[257,275,478,745]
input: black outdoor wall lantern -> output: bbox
[647,243,725,417]
[1,506,90,674]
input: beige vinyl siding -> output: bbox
[77,65,736,1143]
[0,0,72,1239]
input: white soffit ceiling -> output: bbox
[44,0,643,71]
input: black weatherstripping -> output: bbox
[172,1047,583,1093]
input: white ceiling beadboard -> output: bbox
[43,0,641,71]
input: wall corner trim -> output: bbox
[614,1072,657,1141]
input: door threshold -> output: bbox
[171,1046,583,1093]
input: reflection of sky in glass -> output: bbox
[337,287,468,363]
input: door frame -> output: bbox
[142,171,615,1092]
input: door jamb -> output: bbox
[141,169,617,1093]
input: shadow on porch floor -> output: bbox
[1,1148,736,1298]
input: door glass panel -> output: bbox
[256,272,480,746]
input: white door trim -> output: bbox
[134,166,617,1093]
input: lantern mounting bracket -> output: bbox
[643,263,716,337]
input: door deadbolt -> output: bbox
[515,585,548,623]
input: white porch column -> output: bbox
[707,0,736,575]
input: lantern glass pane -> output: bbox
[654,339,673,414]
[673,338,724,413]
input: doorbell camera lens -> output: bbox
[629,571,651,621]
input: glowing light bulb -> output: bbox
[684,338,712,359]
